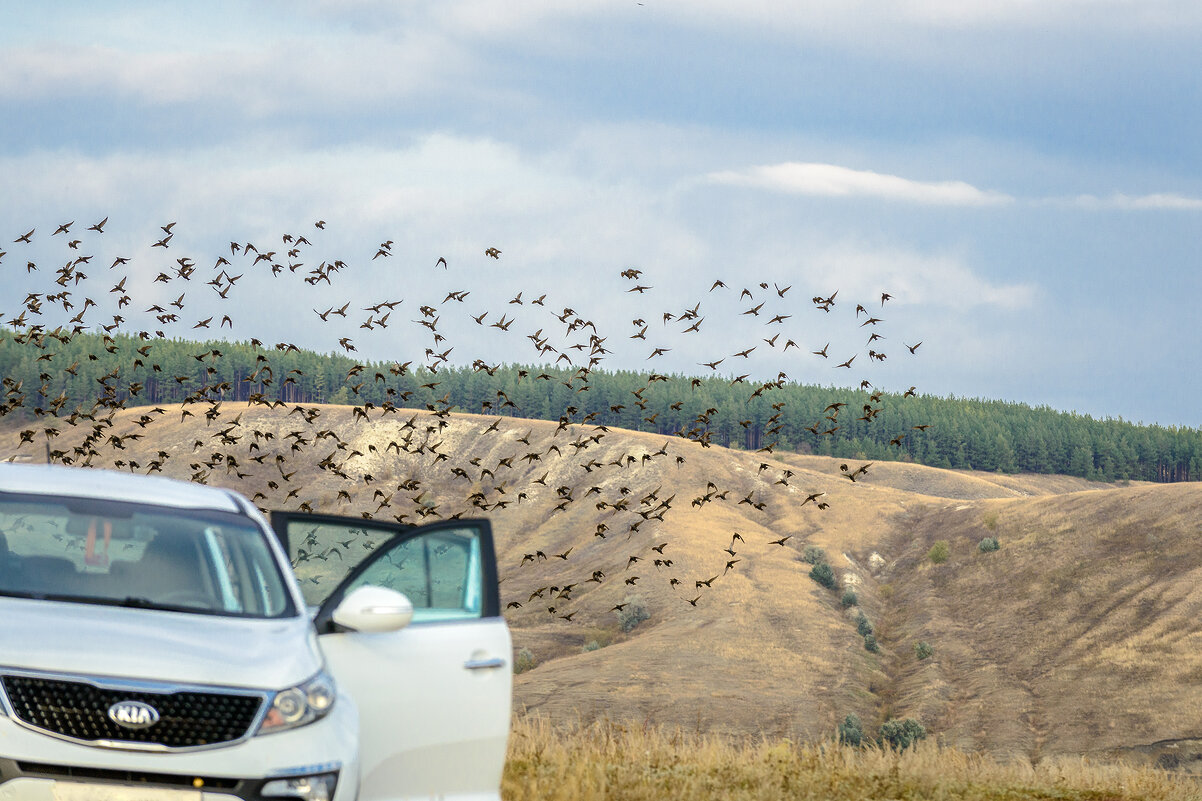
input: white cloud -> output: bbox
[310,0,1202,38]
[706,162,1013,207]
[1067,192,1202,210]
[706,162,1202,213]
[9,1,1196,109]
[0,34,464,113]
[801,243,1038,311]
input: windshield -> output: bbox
[0,494,295,618]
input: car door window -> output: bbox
[283,521,397,606]
[275,515,496,623]
[344,528,483,622]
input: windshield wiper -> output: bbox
[116,596,160,608]
[0,591,240,616]
[116,596,209,613]
[13,592,181,611]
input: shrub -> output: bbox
[982,510,999,531]
[840,588,859,607]
[1157,752,1181,770]
[914,641,933,660]
[863,633,879,653]
[978,537,1000,553]
[855,612,873,637]
[582,640,602,653]
[514,648,537,674]
[836,714,863,746]
[803,545,828,565]
[617,595,651,632]
[809,561,836,589]
[928,540,950,564]
[878,718,926,751]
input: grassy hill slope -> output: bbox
[2,406,1198,767]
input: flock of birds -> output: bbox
[0,218,930,619]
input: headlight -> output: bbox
[257,671,336,735]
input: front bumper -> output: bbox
[0,765,337,799]
[0,697,359,801]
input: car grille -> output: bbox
[1,673,264,749]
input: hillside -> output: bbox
[2,407,1199,769]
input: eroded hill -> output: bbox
[2,406,1196,766]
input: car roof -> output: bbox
[0,463,245,514]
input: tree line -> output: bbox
[2,327,1199,483]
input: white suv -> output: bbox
[0,464,512,800]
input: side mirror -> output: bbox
[331,585,414,633]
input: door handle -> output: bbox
[464,657,506,670]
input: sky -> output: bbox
[2,1,1201,427]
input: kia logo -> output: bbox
[107,700,160,729]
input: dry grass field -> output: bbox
[5,405,1202,776]
[503,715,1198,801]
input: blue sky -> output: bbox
[3,1,1201,426]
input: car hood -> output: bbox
[0,596,322,691]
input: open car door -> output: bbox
[270,512,511,801]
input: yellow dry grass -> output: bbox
[504,715,1198,801]
[876,483,1202,761]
